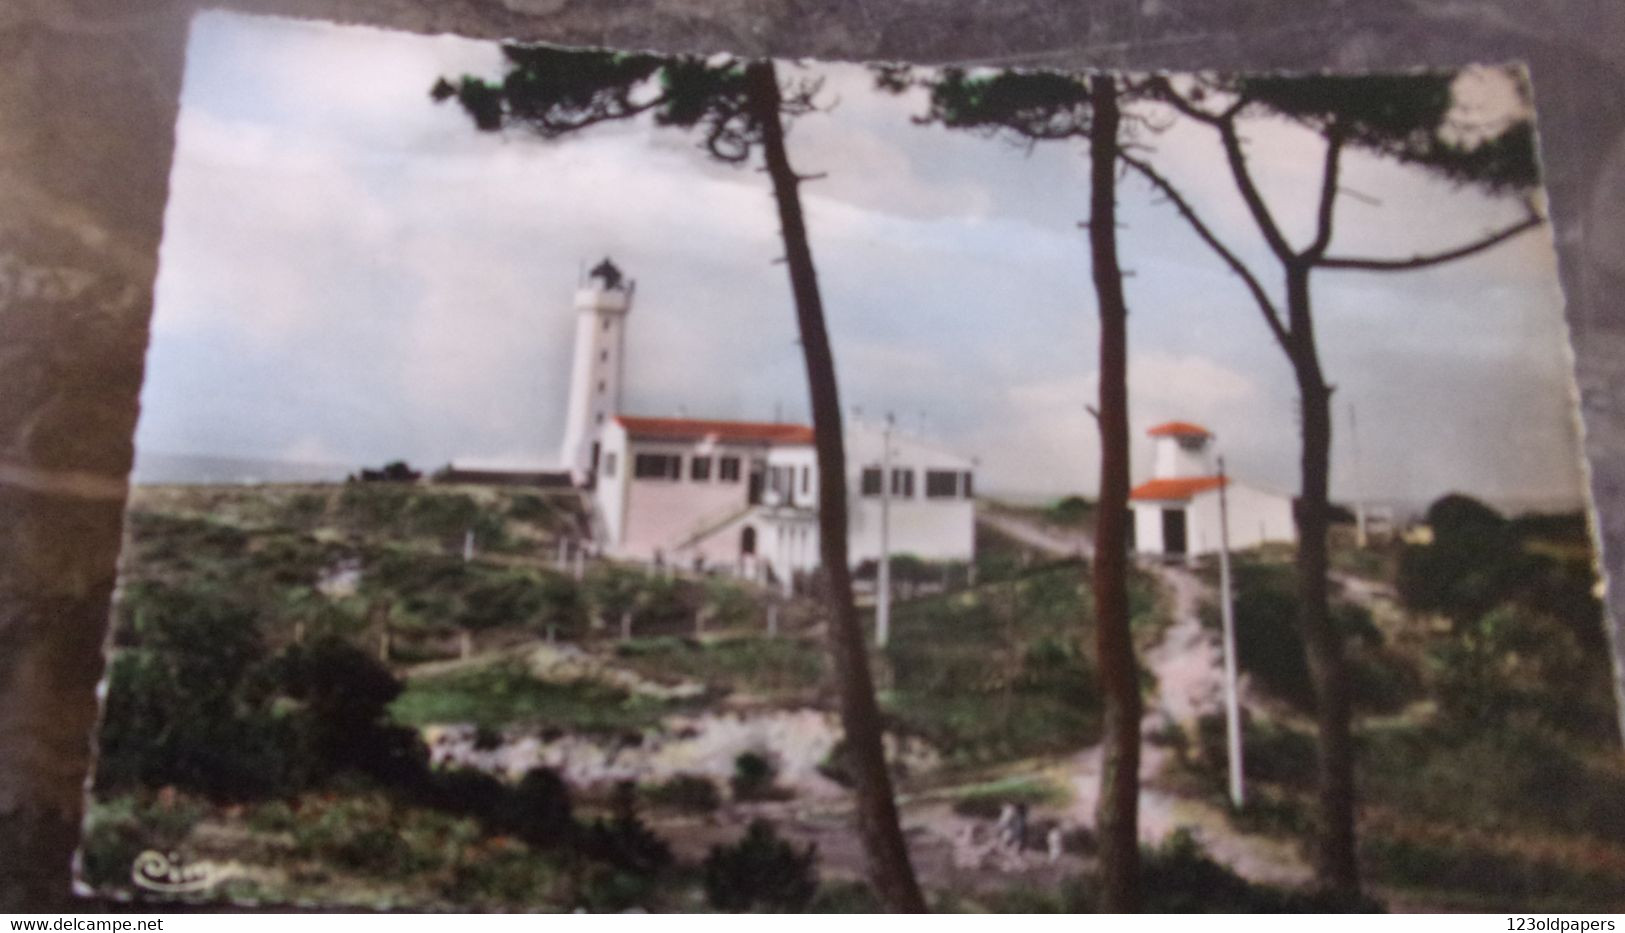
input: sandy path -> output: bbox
[977,508,1093,559]
[958,512,1311,886]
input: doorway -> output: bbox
[1161,508,1187,556]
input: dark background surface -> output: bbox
[2,0,1623,910]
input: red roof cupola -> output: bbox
[1147,421,1212,438]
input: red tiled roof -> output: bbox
[1130,475,1227,501]
[1147,421,1212,438]
[614,415,814,445]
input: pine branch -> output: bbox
[1216,118,1296,263]
[1120,151,1292,353]
[1306,129,1346,260]
[1316,206,1544,271]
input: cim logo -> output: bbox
[129,850,241,895]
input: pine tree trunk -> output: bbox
[744,59,927,913]
[1286,264,1359,894]
[1087,74,1142,913]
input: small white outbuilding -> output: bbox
[1128,421,1296,560]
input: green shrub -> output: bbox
[807,880,880,912]
[338,484,413,532]
[1226,563,1398,713]
[278,492,329,529]
[270,636,428,788]
[505,768,577,847]
[1363,833,1625,909]
[96,583,292,799]
[404,492,505,549]
[289,792,479,878]
[731,752,779,801]
[505,493,557,525]
[455,570,547,631]
[1195,713,1316,790]
[1140,828,1379,912]
[534,573,588,636]
[644,773,721,813]
[573,862,659,913]
[1045,495,1094,527]
[703,578,758,629]
[1362,722,1625,843]
[79,793,209,888]
[443,839,567,908]
[579,782,672,879]
[703,820,818,912]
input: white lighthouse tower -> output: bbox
[560,258,633,485]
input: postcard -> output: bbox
[75,9,1615,912]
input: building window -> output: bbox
[595,412,604,425]
[860,467,883,496]
[925,469,960,499]
[769,465,793,497]
[691,456,713,481]
[598,379,606,393]
[963,471,974,499]
[602,318,611,331]
[801,465,810,496]
[602,452,618,478]
[891,468,914,499]
[719,456,741,482]
[600,349,609,361]
[633,453,682,480]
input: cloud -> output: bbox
[280,434,343,464]
[967,351,1276,498]
[136,11,1583,513]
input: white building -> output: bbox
[559,259,633,484]
[1129,421,1295,560]
[564,260,976,582]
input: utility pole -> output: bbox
[1217,455,1246,809]
[876,412,895,648]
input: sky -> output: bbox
[134,10,1586,510]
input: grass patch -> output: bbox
[1363,831,1625,911]
[948,775,1070,818]
[390,660,674,733]
[613,636,825,698]
[881,566,1103,763]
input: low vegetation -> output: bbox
[1178,494,1624,910]
[613,635,825,700]
[389,659,677,733]
[882,556,1164,764]
[703,820,819,912]
[93,484,1623,910]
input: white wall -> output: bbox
[594,420,630,548]
[845,423,976,565]
[764,444,817,509]
[1133,482,1296,558]
[849,496,976,564]
[1132,502,1168,555]
[600,422,976,570]
[754,512,821,576]
[1186,482,1296,555]
[1150,434,1214,479]
[617,438,758,562]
